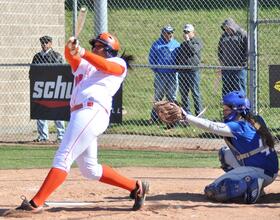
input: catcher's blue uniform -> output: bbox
[226,118,278,176]
[178,90,278,203]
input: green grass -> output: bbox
[0,145,219,169]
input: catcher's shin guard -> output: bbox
[218,147,234,172]
[204,178,247,202]
[130,180,149,211]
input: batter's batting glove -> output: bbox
[67,37,85,57]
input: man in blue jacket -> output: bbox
[148,25,180,124]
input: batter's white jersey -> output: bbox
[70,57,127,112]
[53,51,128,175]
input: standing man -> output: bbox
[148,25,180,124]
[174,24,203,116]
[218,18,248,96]
[32,35,65,143]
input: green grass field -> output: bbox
[0,145,219,169]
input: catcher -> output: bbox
[154,91,278,203]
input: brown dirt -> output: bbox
[1,167,280,220]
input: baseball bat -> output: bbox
[74,6,88,40]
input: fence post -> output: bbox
[249,0,258,114]
[95,0,108,35]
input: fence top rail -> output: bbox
[132,64,246,70]
[257,19,280,24]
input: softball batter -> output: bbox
[10,33,149,214]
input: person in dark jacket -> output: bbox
[174,24,203,116]
[32,36,64,64]
[32,35,65,143]
[218,18,248,96]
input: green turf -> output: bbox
[0,145,219,169]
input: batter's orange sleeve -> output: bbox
[64,46,81,72]
[82,51,125,76]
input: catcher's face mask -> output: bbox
[222,90,249,123]
[222,105,238,123]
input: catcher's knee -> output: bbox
[204,178,247,202]
[219,146,233,172]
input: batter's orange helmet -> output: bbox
[89,32,120,57]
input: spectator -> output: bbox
[174,24,203,116]
[32,35,65,143]
[148,25,180,124]
[218,18,248,96]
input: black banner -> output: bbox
[29,64,122,122]
[269,65,280,107]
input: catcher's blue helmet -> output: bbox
[222,90,250,122]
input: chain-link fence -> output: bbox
[0,0,279,150]
[257,1,280,143]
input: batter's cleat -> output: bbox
[244,177,264,204]
[131,180,149,211]
[15,196,43,213]
[3,196,43,216]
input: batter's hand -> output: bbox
[67,37,85,56]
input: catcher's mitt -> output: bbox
[153,101,183,124]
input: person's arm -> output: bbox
[31,54,39,64]
[242,34,248,63]
[64,46,81,72]
[148,44,158,72]
[183,110,234,137]
[174,46,185,65]
[56,52,64,64]
[187,38,203,55]
[82,50,125,76]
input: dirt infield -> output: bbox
[1,167,280,220]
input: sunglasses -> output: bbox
[183,30,190,34]
[41,41,50,45]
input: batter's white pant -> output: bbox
[52,103,109,180]
[217,145,277,187]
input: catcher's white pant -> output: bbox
[52,103,109,180]
[217,146,277,187]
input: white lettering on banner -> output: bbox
[33,81,44,98]
[44,82,55,98]
[111,107,122,114]
[32,75,73,99]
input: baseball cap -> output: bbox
[162,24,174,33]
[183,24,194,32]
[39,35,52,44]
